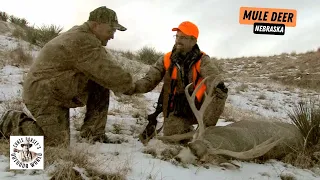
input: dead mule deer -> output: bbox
[157,75,304,164]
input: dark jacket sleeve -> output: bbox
[199,55,224,89]
[134,55,166,93]
[75,37,133,93]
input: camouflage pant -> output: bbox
[163,89,228,139]
[0,110,45,138]
[1,80,110,147]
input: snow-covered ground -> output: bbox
[1,66,320,180]
[225,81,320,123]
[1,30,320,180]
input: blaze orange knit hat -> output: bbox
[172,21,199,39]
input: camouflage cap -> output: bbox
[89,6,127,31]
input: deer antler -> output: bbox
[207,136,283,160]
[185,75,218,141]
[157,75,218,142]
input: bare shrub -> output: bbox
[283,152,313,169]
[24,26,40,45]
[86,169,127,180]
[112,123,122,134]
[290,51,297,56]
[9,15,28,27]
[0,11,9,22]
[46,145,128,180]
[0,138,9,156]
[235,83,248,93]
[1,97,24,112]
[136,46,163,65]
[280,172,297,180]
[45,145,90,179]
[120,50,136,60]
[9,44,33,67]
[257,94,267,100]
[256,59,264,64]
[142,148,157,158]
[11,28,25,39]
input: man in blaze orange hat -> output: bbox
[125,21,228,145]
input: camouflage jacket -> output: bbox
[22,22,133,108]
[134,47,221,119]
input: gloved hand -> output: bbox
[214,81,228,99]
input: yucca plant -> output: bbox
[288,99,320,150]
[36,24,63,47]
[0,11,8,21]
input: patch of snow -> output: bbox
[0,35,40,58]
[226,81,319,123]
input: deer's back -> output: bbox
[203,120,303,158]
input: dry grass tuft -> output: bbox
[45,145,129,180]
[142,147,158,158]
[0,138,10,156]
[8,44,33,67]
[280,172,297,180]
[235,83,248,93]
[136,46,163,65]
[283,152,314,169]
[1,98,24,112]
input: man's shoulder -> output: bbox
[60,23,100,47]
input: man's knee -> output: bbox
[163,115,193,136]
[26,104,70,147]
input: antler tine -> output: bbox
[185,75,216,119]
[199,75,218,112]
[184,75,217,140]
[208,136,283,160]
[184,76,209,121]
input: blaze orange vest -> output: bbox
[163,51,207,102]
